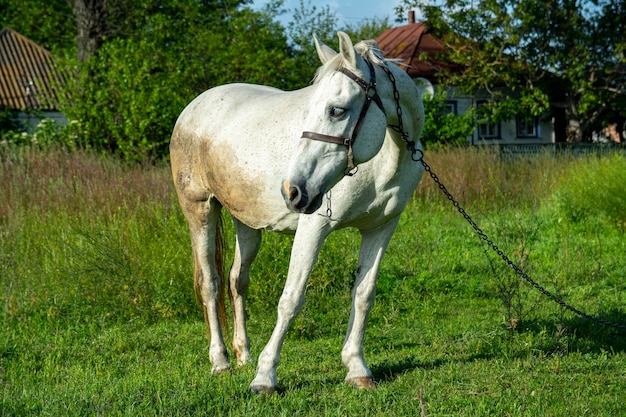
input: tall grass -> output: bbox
[1,147,194,326]
[0,146,172,220]
[1,145,625,416]
[552,152,626,224]
[416,146,572,209]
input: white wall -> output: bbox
[17,111,67,132]
[437,86,555,145]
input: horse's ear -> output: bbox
[337,31,357,68]
[314,34,337,64]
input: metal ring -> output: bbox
[411,148,424,162]
[344,165,358,176]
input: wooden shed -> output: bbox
[0,27,67,127]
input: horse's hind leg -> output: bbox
[183,196,231,374]
[229,218,261,367]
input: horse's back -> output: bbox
[174,84,284,136]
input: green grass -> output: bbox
[1,146,625,416]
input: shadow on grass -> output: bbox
[371,349,499,386]
[370,309,626,386]
[520,308,626,354]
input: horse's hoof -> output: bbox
[250,383,276,396]
[236,354,255,367]
[347,376,377,390]
[211,362,231,375]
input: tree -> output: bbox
[284,1,392,84]
[59,0,299,159]
[1,0,397,158]
[342,17,393,45]
[0,0,75,53]
[421,91,477,148]
[395,0,626,141]
[72,0,107,61]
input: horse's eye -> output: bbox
[329,107,345,118]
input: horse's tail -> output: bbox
[194,211,229,343]
[214,213,229,338]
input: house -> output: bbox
[376,14,566,145]
[0,28,67,130]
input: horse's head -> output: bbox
[282,32,389,214]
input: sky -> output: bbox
[252,0,405,27]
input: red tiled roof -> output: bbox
[376,22,458,81]
[0,28,67,111]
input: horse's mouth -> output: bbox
[301,193,324,214]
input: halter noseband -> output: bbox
[301,60,385,175]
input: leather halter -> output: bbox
[301,60,385,174]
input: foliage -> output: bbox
[420,90,477,148]
[0,0,75,53]
[2,147,625,415]
[287,0,339,56]
[1,0,396,159]
[342,16,393,45]
[0,118,80,150]
[394,0,626,140]
[57,1,299,160]
[60,37,195,160]
[0,108,20,135]
[285,0,392,64]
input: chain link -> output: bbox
[381,63,625,331]
[325,190,332,218]
[319,190,337,220]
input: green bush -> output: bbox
[0,118,80,150]
[553,152,626,224]
[420,91,477,148]
[59,37,197,161]
[0,108,20,134]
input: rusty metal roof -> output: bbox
[376,22,457,81]
[0,28,67,111]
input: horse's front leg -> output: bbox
[343,216,401,389]
[250,217,331,394]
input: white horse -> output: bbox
[170,32,425,394]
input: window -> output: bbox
[516,116,539,138]
[444,100,458,115]
[476,101,500,139]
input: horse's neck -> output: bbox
[381,129,410,166]
[385,71,423,148]
[374,70,423,171]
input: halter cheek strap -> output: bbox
[301,60,385,175]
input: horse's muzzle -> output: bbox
[281,180,323,214]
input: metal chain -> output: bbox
[319,190,338,220]
[381,63,626,331]
[325,190,332,218]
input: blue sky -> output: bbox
[252,0,406,27]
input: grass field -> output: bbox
[1,146,625,416]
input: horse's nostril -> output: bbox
[288,186,300,203]
[282,181,310,212]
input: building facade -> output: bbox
[376,16,563,145]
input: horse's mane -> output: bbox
[312,39,401,84]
